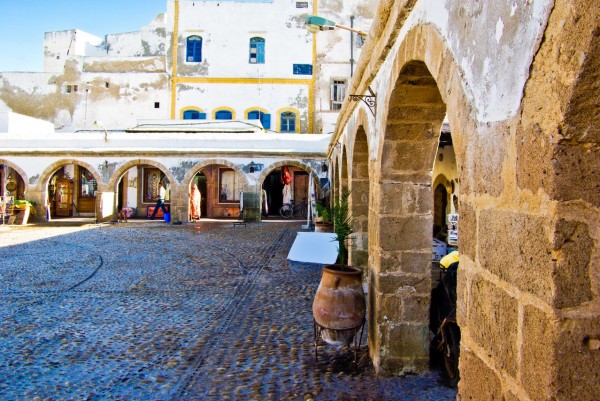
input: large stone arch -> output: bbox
[348,117,371,270]
[368,24,473,376]
[340,145,349,198]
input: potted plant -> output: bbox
[314,203,333,232]
[312,192,366,347]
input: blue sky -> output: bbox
[0,0,167,72]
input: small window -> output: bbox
[331,79,347,110]
[65,84,78,94]
[293,64,312,75]
[249,37,265,64]
[215,110,233,120]
[105,82,110,88]
[280,111,296,133]
[248,110,271,129]
[154,102,160,109]
[219,168,241,203]
[186,35,203,62]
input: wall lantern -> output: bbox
[305,15,367,39]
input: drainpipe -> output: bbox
[350,16,355,77]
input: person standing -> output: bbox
[149,182,168,220]
[190,183,201,221]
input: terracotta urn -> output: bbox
[313,264,366,347]
[314,222,333,232]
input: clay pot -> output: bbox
[314,222,333,232]
[313,264,366,347]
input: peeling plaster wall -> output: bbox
[105,13,167,57]
[44,30,104,73]
[400,0,554,122]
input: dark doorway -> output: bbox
[262,170,284,216]
[433,183,448,240]
[192,171,208,218]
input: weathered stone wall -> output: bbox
[330,0,599,399]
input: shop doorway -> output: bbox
[262,170,284,216]
[191,171,207,219]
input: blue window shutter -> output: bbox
[250,37,265,64]
[215,110,232,120]
[262,114,271,129]
[183,110,200,119]
[199,113,206,119]
[257,41,265,63]
[187,36,202,62]
[248,110,259,120]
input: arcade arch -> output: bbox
[40,160,102,220]
[368,57,452,374]
[182,160,249,220]
[257,161,320,218]
[0,161,28,201]
[110,160,174,220]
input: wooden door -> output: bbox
[294,172,309,204]
[55,179,73,217]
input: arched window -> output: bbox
[280,111,296,133]
[215,110,233,120]
[183,110,206,120]
[248,110,271,129]
[249,37,265,64]
[186,36,203,62]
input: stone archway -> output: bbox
[256,160,321,218]
[348,125,370,269]
[369,59,448,374]
[38,159,104,220]
[340,146,349,197]
[109,159,176,221]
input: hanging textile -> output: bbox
[280,166,292,185]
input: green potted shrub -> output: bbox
[314,203,333,232]
[312,191,366,347]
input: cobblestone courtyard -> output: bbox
[0,221,457,400]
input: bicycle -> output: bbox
[279,199,308,219]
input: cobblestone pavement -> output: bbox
[0,221,457,400]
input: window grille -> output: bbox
[280,111,296,133]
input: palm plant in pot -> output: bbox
[312,191,366,347]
